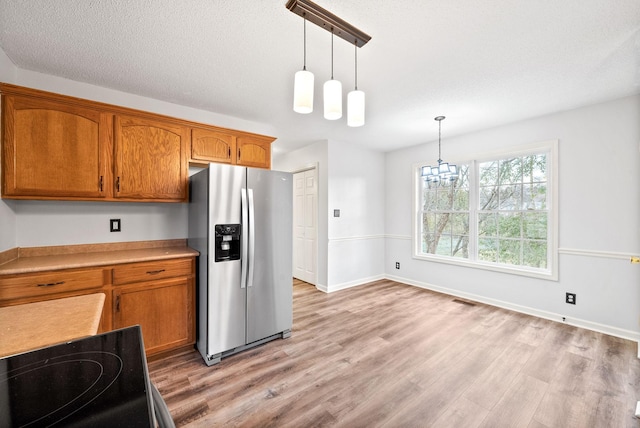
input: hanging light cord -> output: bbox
[330,29,334,79]
[302,14,307,71]
[354,43,358,90]
[437,117,442,163]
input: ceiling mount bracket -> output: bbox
[286,0,371,48]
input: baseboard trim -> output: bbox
[385,274,640,344]
[318,274,386,294]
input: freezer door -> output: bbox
[246,168,293,343]
[206,164,247,356]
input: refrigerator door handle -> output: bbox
[247,188,255,288]
[240,187,248,289]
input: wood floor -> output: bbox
[148,279,640,427]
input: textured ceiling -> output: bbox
[0,0,638,153]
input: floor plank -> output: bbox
[148,279,640,427]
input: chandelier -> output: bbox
[422,116,458,184]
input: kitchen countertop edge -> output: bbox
[0,240,199,276]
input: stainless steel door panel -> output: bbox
[246,168,293,343]
[207,164,246,355]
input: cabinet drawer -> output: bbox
[112,258,193,285]
[0,268,106,302]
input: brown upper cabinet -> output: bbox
[1,94,112,199]
[190,127,274,169]
[191,128,236,165]
[1,83,276,202]
[236,135,272,169]
[114,115,188,201]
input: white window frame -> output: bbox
[413,139,558,280]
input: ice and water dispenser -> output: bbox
[214,224,241,262]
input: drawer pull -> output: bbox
[36,281,65,287]
[146,269,166,275]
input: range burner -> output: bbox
[0,326,154,427]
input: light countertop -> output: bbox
[0,293,106,358]
[0,240,198,276]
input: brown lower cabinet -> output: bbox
[113,277,194,356]
[0,256,195,358]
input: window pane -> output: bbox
[435,213,451,234]
[423,233,436,253]
[479,161,498,186]
[498,212,522,238]
[479,186,499,210]
[498,239,521,265]
[453,189,469,211]
[422,212,436,235]
[451,235,469,258]
[523,212,547,239]
[455,165,470,189]
[436,234,452,256]
[522,184,547,210]
[478,237,497,262]
[451,213,469,235]
[499,184,521,210]
[423,188,436,211]
[523,240,547,268]
[478,213,497,237]
[436,188,453,210]
[500,158,522,185]
[530,154,546,182]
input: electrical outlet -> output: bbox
[110,219,121,232]
[565,292,576,305]
[395,262,400,269]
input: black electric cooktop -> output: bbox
[0,326,154,428]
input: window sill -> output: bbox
[412,253,558,281]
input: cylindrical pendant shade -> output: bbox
[293,70,314,114]
[347,89,365,127]
[323,79,342,120]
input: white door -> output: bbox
[293,169,317,284]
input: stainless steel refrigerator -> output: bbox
[188,163,293,366]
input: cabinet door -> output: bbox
[114,115,188,201]
[191,128,236,165]
[236,136,272,169]
[113,277,194,356]
[2,95,111,199]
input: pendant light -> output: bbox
[347,43,365,127]
[323,29,342,120]
[293,14,314,114]
[422,116,458,184]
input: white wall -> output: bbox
[14,201,187,247]
[0,46,18,251]
[273,140,329,288]
[327,140,385,290]
[273,139,386,292]
[385,94,640,341]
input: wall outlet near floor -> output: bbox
[565,292,576,305]
[395,262,400,269]
[110,218,121,232]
